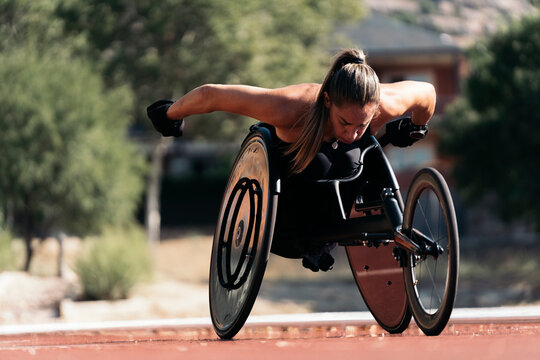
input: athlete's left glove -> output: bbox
[384,116,428,147]
[147,99,184,137]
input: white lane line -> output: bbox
[1,306,539,336]
[0,317,212,336]
[451,305,540,321]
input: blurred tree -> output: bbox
[0,44,145,270]
[0,0,87,53]
[0,0,146,270]
[57,0,365,140]
[440,14,540,230]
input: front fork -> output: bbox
[381,188,443,266]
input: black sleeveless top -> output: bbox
[267,124,363,181]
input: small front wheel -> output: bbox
[402,168,459,336]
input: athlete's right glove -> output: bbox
[384,116,428,147]
[147,99,184,137]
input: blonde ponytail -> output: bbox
[286,49,380,174]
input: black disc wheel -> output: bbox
[209,129,278,339]
[402,168,459,336]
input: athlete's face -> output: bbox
[324,92,378,144]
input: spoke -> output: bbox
[421,259,443,310]
[416,191,435,244]
[430,201,442,311]
[416,257,422,287]
[438,199,442,245]
[438,234,448,243]
[415,190,445,313]
[431,260,441,308]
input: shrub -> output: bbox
[75,227,152,301]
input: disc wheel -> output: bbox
[402,168,459,336]
[209,130,277,339]
[346,244,412,334]
[346,194,411,334]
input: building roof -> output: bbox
[339,13,460,56]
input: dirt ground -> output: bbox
[59,232,369,323]
[1,232,364,324]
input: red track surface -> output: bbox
[2,317,540,360]
[0,307,540,360]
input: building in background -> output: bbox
[342,13,465,114]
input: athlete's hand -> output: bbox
[385,117,428,147]
[147,99,184,137]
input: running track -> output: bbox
[1,307,540,360]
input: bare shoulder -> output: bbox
[379,81,435,110]
[272,83,320,99]
[268,83,320,121]
[378,81,435,117]
[268,83,320,141]
[372,81,436,133]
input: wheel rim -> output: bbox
[408,185,450,316]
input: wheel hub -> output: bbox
[235,220,245,247]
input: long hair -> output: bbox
[287,49,380,174]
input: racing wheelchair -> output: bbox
[209,119,459,339]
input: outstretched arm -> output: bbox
[371,81,436,134]
[165,83,317,128]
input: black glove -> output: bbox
[146,99,184,137]
[384,117,428,147]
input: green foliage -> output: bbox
[0,0,147,271]
[0,0,62,46]
[440,14,540,228]
[419,0,437,15]
[0,44,146,244]
[75,227,152,300]
[0,0,86,52]
[57,0,365,140]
